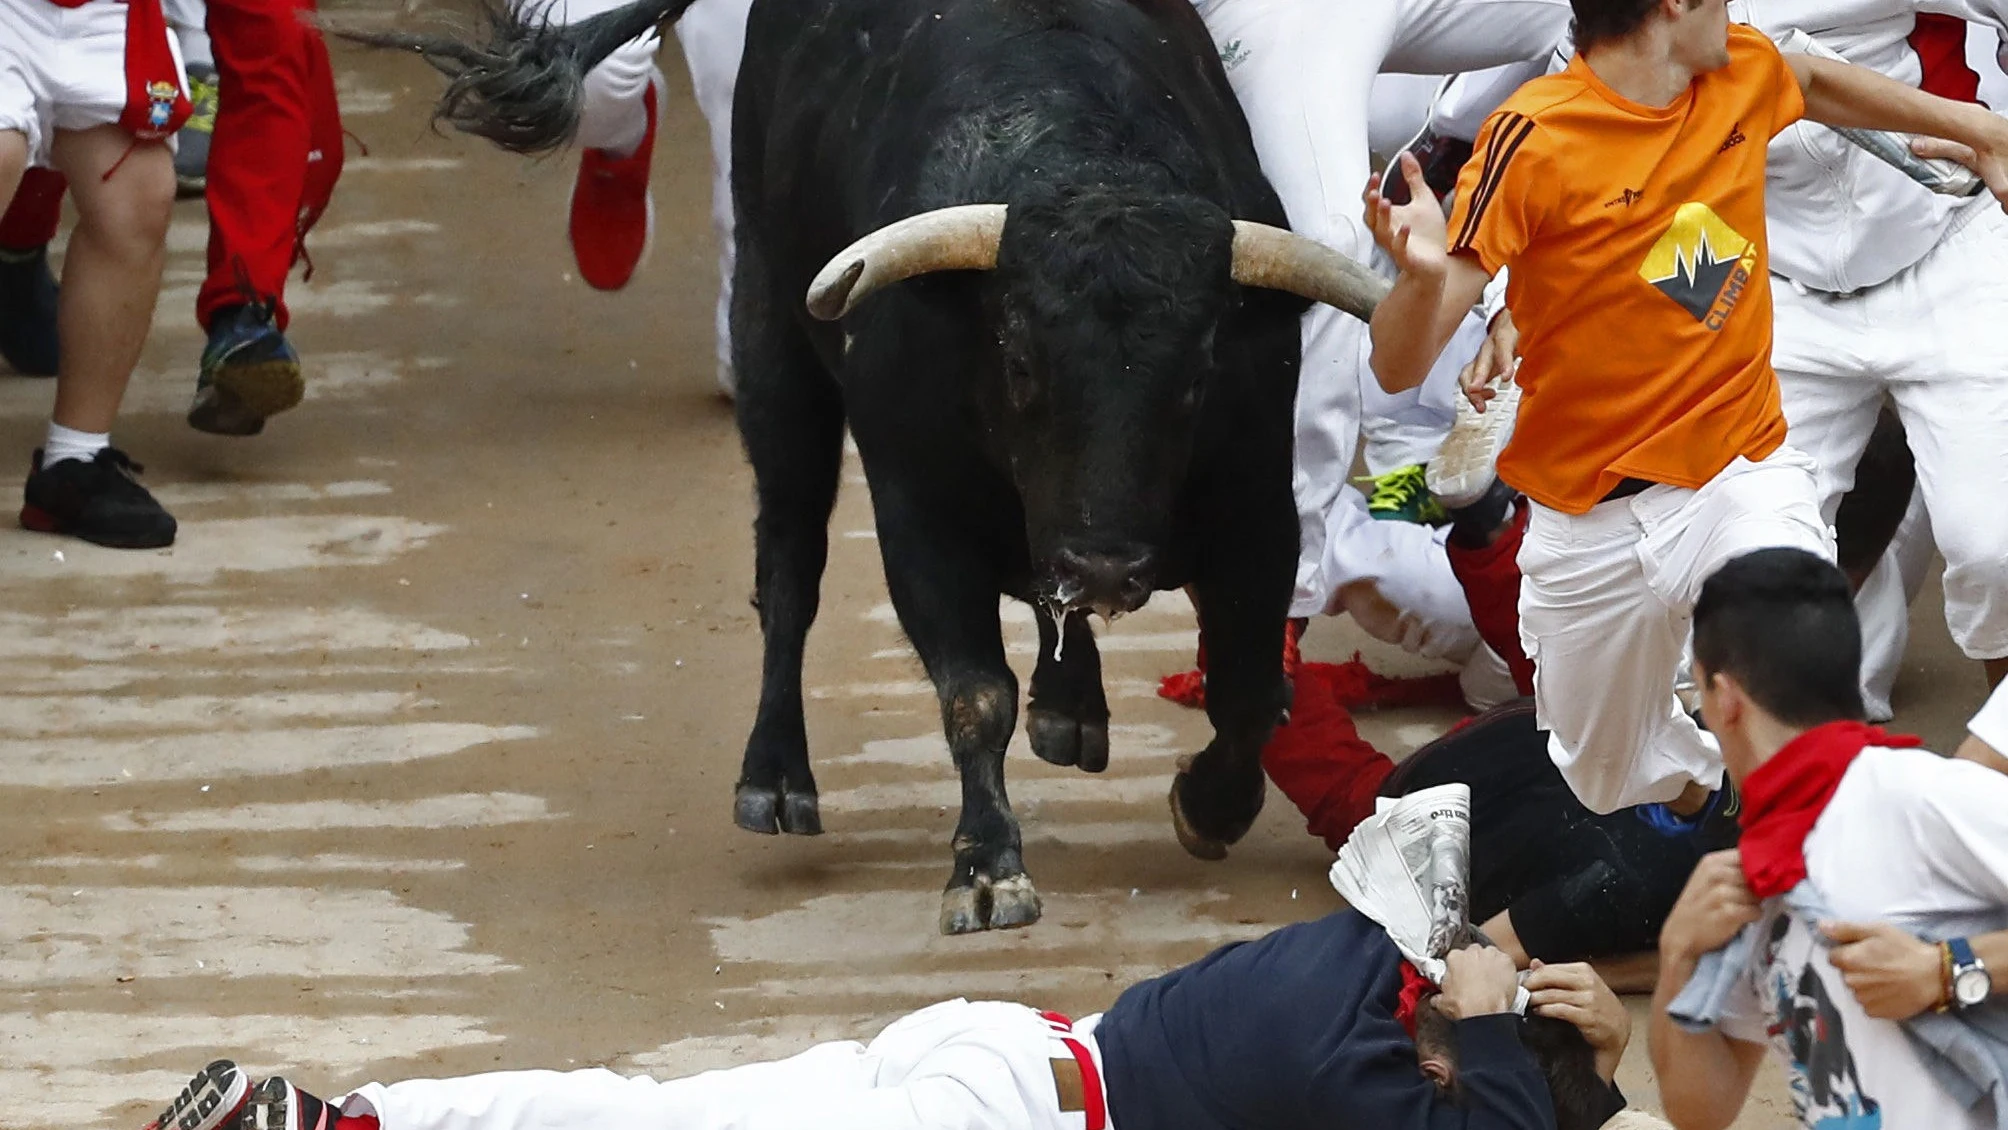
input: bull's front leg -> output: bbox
[873,498,1042,934]
[1169,475,1296,860]
[1026,610,1110,773]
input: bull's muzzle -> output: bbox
[1045,545,1156,618]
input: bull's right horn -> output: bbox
[1230,221,1391,322]
[806,204,1009,321]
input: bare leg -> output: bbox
[0,132,26,221]
[48,127,173,433]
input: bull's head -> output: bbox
[807,191,1386,619]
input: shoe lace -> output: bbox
[94,447,146,481]
[1363,465,1431,512]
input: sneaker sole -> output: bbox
[144,1060,250,1130]
[20,503,177,549]
[1427,382,1521,510]
[211,357,305,422]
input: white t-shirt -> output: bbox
[1971,680,2008,754]
[1720,746,2008,1130]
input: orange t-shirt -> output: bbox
[1445,24,1805,515]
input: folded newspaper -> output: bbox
[1328,783,1532,1011]
[1773,27,1987,198]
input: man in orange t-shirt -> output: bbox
[1361,0,2008,821]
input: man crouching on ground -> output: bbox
[146,912,1645,1130]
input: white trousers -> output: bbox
[1518,448,1833,813]
[534,0,748,391]
[1189,0,1570,620]
[1857,485,1934,723]
[1774,202,2008,662]
[340,1001,1099,1130]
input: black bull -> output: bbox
[350,0,1387,933]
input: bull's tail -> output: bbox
[338,0,702,155]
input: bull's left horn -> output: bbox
[806,204,1009,321]
[1229,221,1391,322]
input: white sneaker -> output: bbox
[1427,379,1521,510]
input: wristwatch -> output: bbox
[1949,937,1993,1011]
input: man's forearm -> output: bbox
[1795,54,2008,152]
[1648,956,1758,1130]
[1368,267,1449,394]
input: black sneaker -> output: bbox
[1635,776,1742,848]
[0,243,59,378]
[140,1060,252,1130]
[244,1076,335,1130]
[190,302,303,437]
[20,447,177,548]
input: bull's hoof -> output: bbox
[939,874,1044,935]
[1168,772,1230,861]
[780,791,823,836]
[734,785,781,834]
[1028,708,1110,774]
[735,786,823,836]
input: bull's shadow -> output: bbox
[345,0,1384,933]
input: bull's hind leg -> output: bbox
[731,247,842,837]
[1027,611,1110,773]
[871,496,1039,934]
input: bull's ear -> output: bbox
[805,204,1009,320]
[1228,221,1390,322]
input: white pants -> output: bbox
[1857,485,1935,722]
[1774,202,2008,662]
[0,0,187,166]
[1189,0,1571,620]
[340,1002,1099,1130]
[535,0,748,391]
[1518,448,1833,813]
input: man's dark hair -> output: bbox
[1692,548,1866,727]
[1571,0,1701,49]
[1415,1002,1616,1130]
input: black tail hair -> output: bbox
[337,0,701,155]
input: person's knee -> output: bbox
[1940,525,2008,659]
[79,145,175,254]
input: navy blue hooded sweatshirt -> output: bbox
[1094,908,1563,1130]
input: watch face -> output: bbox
[1956,967,1991,1007]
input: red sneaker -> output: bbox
[568,85,658,291]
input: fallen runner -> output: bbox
[146,915,1652,1130]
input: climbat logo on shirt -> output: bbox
[1637,201,1758,329]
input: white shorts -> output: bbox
[1774,201,2008,661]
[0,0,183,167]
[1517,447,1833,812]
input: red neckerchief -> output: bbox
[1394,959,1436,1038]
[1738,720,1921,898]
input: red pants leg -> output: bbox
[0,169,67,250]
[1444,500,1535,697]
[1261,676,1394,852]
[198,0,344,331]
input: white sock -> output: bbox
[44,422,109,467]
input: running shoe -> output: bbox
[175,65,219,198]
[20,447,177,548]
[140,1060,251,1130]
[1427,377,1520,510]
[0,243,58,377]
[191,301,303,436]
[243,1076,337,1130]
[1360,464,1450,525]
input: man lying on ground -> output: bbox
[147,917,1646,1130]
[1650,547,2008,1130]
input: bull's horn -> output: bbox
[806,204,1009,321]
[1230,221,1390,322]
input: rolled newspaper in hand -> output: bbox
[1774,28,1987,198]
[1328,783,1530,1014]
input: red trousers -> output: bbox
[0,0,343,333]
[1264,503,1536,850]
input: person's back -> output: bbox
[1094,908,1557,1129]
